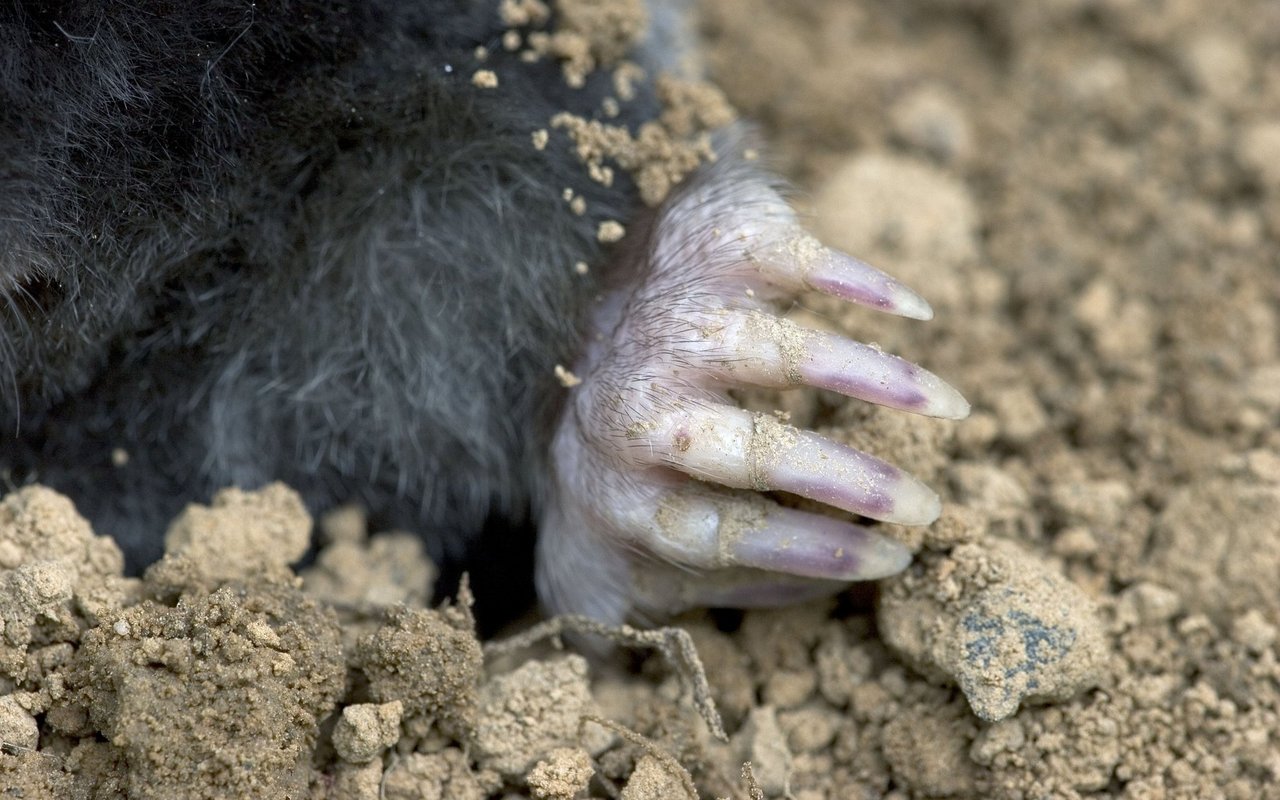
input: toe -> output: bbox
[629,402,942,525]
[796,330,970,419]
[690,308,970,419]
[727,503,912,578]
[749,229,934,319]
[645,487,911,579]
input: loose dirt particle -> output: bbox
[333,701,404,764]
[526,747,594,799]
[596,219,625,242]
[555,364,582,387]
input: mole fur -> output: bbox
[1,1,662,618]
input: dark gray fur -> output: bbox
[0,1,665,601]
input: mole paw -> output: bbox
[537,151,968,623]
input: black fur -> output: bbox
[0,0,655,596]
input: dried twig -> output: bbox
[581,714,700,800]
[485,614,727,741]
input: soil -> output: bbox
[3,1,1279,798]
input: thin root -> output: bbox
[581,714,700,800]
[484,614,727,742]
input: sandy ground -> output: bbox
[3,0,1280,798]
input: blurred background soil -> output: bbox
[697,1,1280,796]
[3,1,1279,798]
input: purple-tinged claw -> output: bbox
[639,488,910,579]
[798,331,970,419]
[760,422,942,524]
[804,248,934,320]
[633,403,942,525]
[694,309,970,419]
[724,504,912,579]
[749,229,934,319]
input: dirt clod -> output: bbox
[355,604,483,738]
[525,747,594,799]
[63,583,345,799]
[879,539,1108,721]
[474,654,604,778]
[147,483,311,593]
[333,701,404,764]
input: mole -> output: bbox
[0,0,968,626]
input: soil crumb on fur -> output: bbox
[511,0,737,208]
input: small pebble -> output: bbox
[1231,610,1277,655]
[332,701,403,764]
[0,695,39,750]
[1116,582,1183,628]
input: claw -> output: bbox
[631,402,942,525]
[726,502,911,578]
[696,309,970,419]
[750,229,934,319]
[632,487,910,579]
[799,331,970,419]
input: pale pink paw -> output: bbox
[537,149,968,623]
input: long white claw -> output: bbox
[750,230,934,319]
[725,504,912,578]
[637,488,911,579]
[631,402,943,525]
[695,309,971,419]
